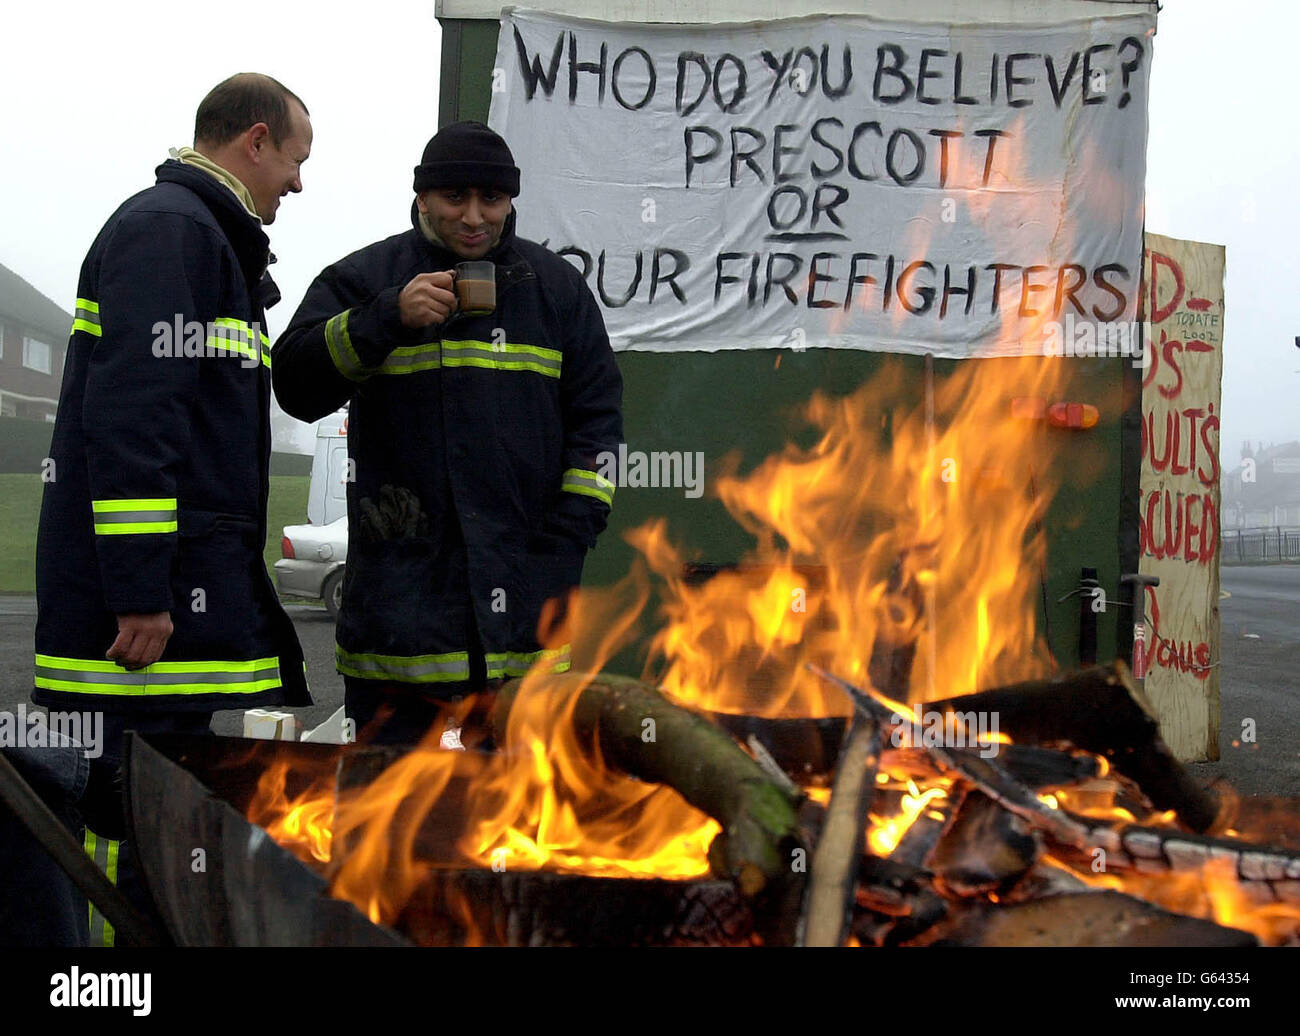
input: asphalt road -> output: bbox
[1189,565,1300,796]
[1,565,1297,795]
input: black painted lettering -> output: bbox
[649,248,689,304]
[684,126,723,187]
[810,117,845,178]
[730,127,767,186]
[874,44,913,103]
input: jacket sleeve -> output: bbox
[81,212,213,615]
[272,261,422,422]
[548,277,623,549]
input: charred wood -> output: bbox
[919,890,1258,947]
[928,790,1041,898]
[397,869,756,947]
[929,662,1220,832]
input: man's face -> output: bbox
[246,101,312,224]
[418,187,513,259]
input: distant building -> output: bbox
[1221,441,1300,529]
[0,261,70,422]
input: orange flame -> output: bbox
[247,760,334,866]
[635,352,1068,720]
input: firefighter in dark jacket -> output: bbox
[273,121,622,746]
[30,74,314,943]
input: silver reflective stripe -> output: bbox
[561,469,615,506]
[335,647,471,683]
[379,342,443,375]
[73,298,102,337]
[90,509,174,527]
[34,654,282,697]
[35,664,280,687]
[485,645,572,678]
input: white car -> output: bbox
[274,516,348,617]
[273,410,350,617]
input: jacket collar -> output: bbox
[155,159,274,298]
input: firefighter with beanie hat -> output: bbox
[273,121,622,746]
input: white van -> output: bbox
[273,410,349,617]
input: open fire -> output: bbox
[244,349,1300,946]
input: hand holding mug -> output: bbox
[399,271,458,328]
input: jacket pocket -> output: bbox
[516,529,586,648]
[171,509,273,660]
[338,536,469,658]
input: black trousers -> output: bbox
[81,710,213,945]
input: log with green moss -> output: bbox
[491,673,805,898]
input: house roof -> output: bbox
[0,261,73,344]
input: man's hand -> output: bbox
[399,271,457,328]
[107,612,173,670]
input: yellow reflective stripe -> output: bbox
[91,498,176,512]
[561,468,615,506]
[211,317,269,346]
[335,645,471,683]
[378,342,442,375]
[35,654,281,696]
[484,645,572,680]
[103,838,119,947]
[91,498,177,535]
[363,340,565,378]
[441,340,562,378]
[93,521,177,535]
[85,831,119,948]
[209,316,271,367]
[326,310,370,382]
[73,298,102,337]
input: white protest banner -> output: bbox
[488,7,1154,355]
[1137,232,1225,763]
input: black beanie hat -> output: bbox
[413,121,521,197]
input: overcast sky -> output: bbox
[2,0,1294,458]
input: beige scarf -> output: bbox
[169,146,260,222]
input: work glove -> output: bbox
[357,484,432,542]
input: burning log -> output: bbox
[928,790,1041,898]
[810,666,1122,853]
[883,744,1102,791]
[929,662,1220,832]
[800,566,921,947]
[705,712,847,782]
[919,890,1258,948]
[797,714,881,946]
[491,673,805,897]
[889,800,953,870]
[929,746,1119,853]
[851,855,949,947]
[1049,825,1300,904]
